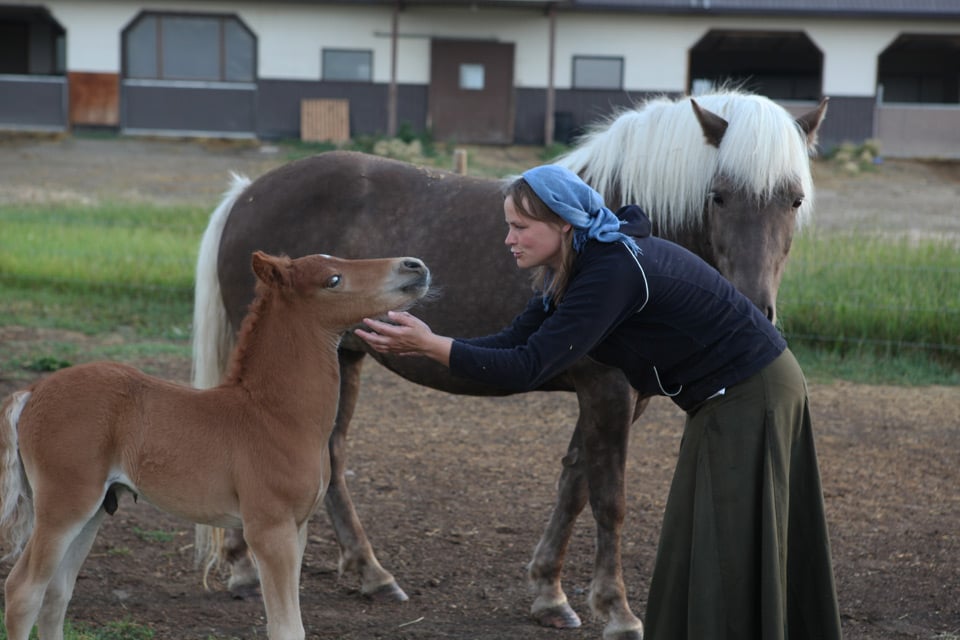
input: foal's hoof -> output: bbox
[363,581,409,603]
[532,603,582,629]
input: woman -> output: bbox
[356,164,842,639]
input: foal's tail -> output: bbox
[0,391,35,562]
[192,173,250,588]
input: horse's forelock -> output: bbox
[555,90,815,231]
[702,93,816,226]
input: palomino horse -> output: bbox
[193,89,827,639]
[0,251,430,640]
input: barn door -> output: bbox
[429,39,515,144]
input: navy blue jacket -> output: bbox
[448,206,786,412]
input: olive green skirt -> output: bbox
[644,349,842,640]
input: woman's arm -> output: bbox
[355,311,454,366]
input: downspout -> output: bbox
[544,2,556,146]
[388,0,399,138]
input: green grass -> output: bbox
[0,615,155,640]
[1,194,958,386]
[0,203,201,340]
[779,230,960,383]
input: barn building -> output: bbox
[1,0,958,158]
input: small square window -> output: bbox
[460,63,485,90]
[323,49,372,82]
[572,56,623,90]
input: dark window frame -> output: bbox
[321,48,373,82]
[571,55,624,90]
[122,11,256,83]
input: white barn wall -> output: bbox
[806,19,960,98]
[42,2,960,98]
[48,1,138,72]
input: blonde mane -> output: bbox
[555,88,815,232]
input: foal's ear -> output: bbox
[251,251,292,289]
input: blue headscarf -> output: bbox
[522,165,641,257]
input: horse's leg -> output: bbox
[244,516,307,640]
[572,362,644,640]
[223,527,260,597]
[324,349,408,601]
[37,509,106,640]
[528,421,589,629]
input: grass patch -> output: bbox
[133,527,177,544]
[0,615,154,640]
[0,202,200,340]
[779,230,960,380]
[1,179,958,386]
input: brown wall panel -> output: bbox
[69,72,119,126]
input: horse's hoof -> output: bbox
[228,582,262,601]
[603,622,644,640]
[532,603,582,629]
[363,581,409,603]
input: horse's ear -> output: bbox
[251,251,292,289]
[690,99,728,148]
[795,97,829,149]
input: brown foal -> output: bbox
[0,251,430,640]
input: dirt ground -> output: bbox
[0,135,958,639]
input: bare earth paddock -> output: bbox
[0,136,957,639]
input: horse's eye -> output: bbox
[710,192,724,207]
[792,197,804,209]
[326,274,342,288]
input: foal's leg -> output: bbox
[37,509,106,639]
[323,349,407,600]
[5,491,102,640]
[244,517,308,640]
[573,362,644,640]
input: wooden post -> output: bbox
[453,148,468,175]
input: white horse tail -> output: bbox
[194,524,226,590]
[0,391,35,562]
[192,172,251,390]
[192,173,250,586]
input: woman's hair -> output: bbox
[504,178,576,306]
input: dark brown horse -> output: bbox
[192,89,827,639]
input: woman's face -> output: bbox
[503,195,570,271]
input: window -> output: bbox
[572,56,623,90]
[323,49,372,82]
[124,12,255,82]
[459,63,485,90]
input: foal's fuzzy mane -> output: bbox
[224,277,277,385]
[555,88,815,231]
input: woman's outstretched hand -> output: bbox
[356,311,453,366]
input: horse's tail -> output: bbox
[192,172,250,588]
[194,523,226,590]
[192,172,250,390]
[0,391,35,562]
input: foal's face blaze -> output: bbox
[702,176,802,325]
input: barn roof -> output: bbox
[322,0,960,19]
